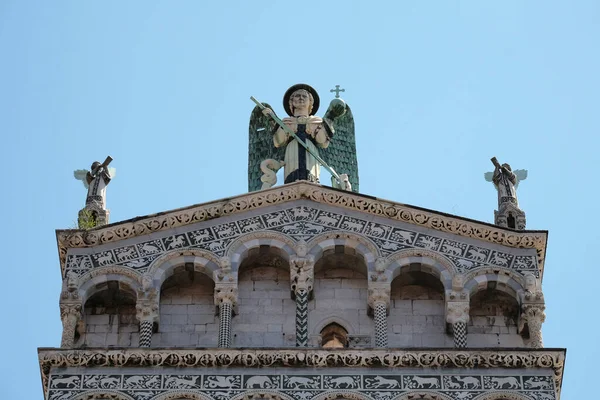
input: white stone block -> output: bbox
[334,288,360,299]
[171,315,188,325]
[412,300,444,316]
[170,295,192,305]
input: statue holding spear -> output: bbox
[248,84,359,192]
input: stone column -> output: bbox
[215,285,237,348]
[521,304,546,348]
[368,286,391,348]
[59,302,82,348]
[136,289,159,348]
[290,254,315,347]
[446,301,470,348]
[519,275,546,348]
[446,275,470,348]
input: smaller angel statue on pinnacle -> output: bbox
[73,156,115,210]
[248,84,358,192]
[485,157,527,207]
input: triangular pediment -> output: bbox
[58,181,547,280]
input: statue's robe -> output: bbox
[492,167,517,206]
[273,116,333,184]
[86,168,112,209]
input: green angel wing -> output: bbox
[320,101,359,192]
[248,103,286,192]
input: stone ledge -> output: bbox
[38,347,565,396]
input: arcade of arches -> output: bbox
[71,245,532,349]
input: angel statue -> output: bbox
[74,156,115,210]
[484,157,527,207]
[248,84,358,192]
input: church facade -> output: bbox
[39,86,564,400]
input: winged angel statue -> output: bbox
[73,156,115,209]
[484,157,527,207]
[248,84,358,192]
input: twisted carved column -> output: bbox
[368,286,390,348]
[446,275,470,348]
[290,254,314,347]
[60,302,82,348]
[215,285,237,348]
[136,288,159,348]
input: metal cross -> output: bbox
[330,85,345,98]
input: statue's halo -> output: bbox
[283,83,320,116]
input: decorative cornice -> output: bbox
[56,182,548,276]
[37,347,565,396]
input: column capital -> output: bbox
[521,303,546,324]
[446,301,470,324]
[215,284,238,306]
[367,285,391,309]
[59,302,82,319]
[136,289,159,323]
[290,255,315,294]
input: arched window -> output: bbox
[321,323,348,348]
[78,280,137,347]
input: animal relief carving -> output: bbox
[245,375,279,388]
[204,375,239,389]
[164,375,201,389]
[404,375,440,389]
[364,376,401,389]
[50,375,80,389]
[283,376,320,389]
[324,375,360,389]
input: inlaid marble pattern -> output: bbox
[47,372,556,400]
[65,205,538,278]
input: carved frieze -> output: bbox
[63,203,541,291]
[39,348,565,400]
[57,182,547,278]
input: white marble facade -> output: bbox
[46,182,557,400]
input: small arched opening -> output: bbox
[76,280,137,347]
[468,284,522,347]
[388,264,450,347]
[233,245,294,347]
[157,262,216,347]
[320,322,349,348]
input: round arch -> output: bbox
[72,390,135,400]
[392,393,454,400]
[386,248,456,291]
[151,391,213,400]
[472,392,534,400]
[77,266,142,305]
[230,390,295,400]
[307,231,380,272]
[146,248,220,289]
[463,268,526,302]
[226,231,296,272]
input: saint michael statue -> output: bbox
[248,84,358,192]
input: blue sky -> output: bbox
[1,1,598,398]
